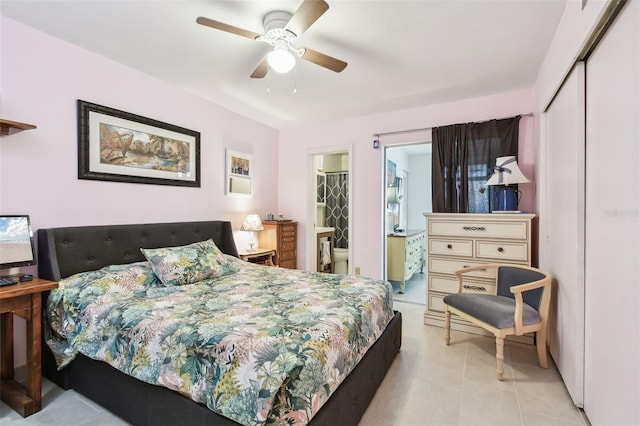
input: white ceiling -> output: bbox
[1,0,566,130]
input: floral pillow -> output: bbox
[140,239,238,286]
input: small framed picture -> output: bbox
[316,172,326,205]
[226,149,252,196]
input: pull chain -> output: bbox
[293,63,297,94]
[266,66,270,94]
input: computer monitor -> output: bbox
[0,215,37,270]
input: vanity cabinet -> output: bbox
[387,230,425,293]
[259,220,297,269]
[317,229,334,273]
[424,213,535,341]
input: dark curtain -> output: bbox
[432,116,521,213]
[325,172,349,248]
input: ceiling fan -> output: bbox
[196,0,347,78]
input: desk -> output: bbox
[238,248,276,266]
[0,277,58,417]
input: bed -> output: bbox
[37,220,402,425]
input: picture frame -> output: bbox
[226,149,252,196]
[316,172,326,205]
[386,160,397,187]
[77,100,200,187]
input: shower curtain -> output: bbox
[325,171,349,249]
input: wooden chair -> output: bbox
[443,264,552,380]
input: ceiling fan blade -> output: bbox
[301,47,347,73]
[250,57,269,79]
[285,0,329,37]
[196,17,261,40]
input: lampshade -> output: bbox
[240,214,264,232]
[267,48,295,73]
[486,156,530,186]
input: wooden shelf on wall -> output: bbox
[0,119,37,136]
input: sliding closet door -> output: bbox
[540,63,585,407]
[584,1,640,423]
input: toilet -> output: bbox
[333,248,349,275]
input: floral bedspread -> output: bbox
[46,257,394,425]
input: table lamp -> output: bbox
[240,214,263,251]
[486,156,530,211]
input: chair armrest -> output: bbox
[510,278,550,295]
[510,275,552,335]
[453,264,499,293]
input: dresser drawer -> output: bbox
[281,224,296,234]
[429,275,495,294]
[429,258,497,279]
[407,234,424,246]
[428,292,447,313]
[281,242,296,252]
[406,245,421,260]
[279,250,296,261]
[476,241,528,262]
[428,219,528,240]
[429,239,473,257]
[281,233,296,241]
[279,259,297,269]
[429,275,459,293]
[405,258,422,276]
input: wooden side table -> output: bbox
[238,248,276,266]
[0,277,58,417]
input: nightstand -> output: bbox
[238,248,276,266]
[0,277,58,417]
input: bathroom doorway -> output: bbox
[384,142,431,304]
[308,149,352,275]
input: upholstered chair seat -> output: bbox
[444,294,541,329]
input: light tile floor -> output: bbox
[1,301,587,426]
[360,302,588,426]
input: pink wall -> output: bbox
[278,90,536,278]
[1,17,279,237]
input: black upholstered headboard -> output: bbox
[37,221,239,281]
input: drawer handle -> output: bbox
[463,284,486,291]
[447,244,452,249]
[497,247,504,252]
[462,266,486,271]
[463,226,486,231]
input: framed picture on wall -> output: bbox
[386,160,396,187]
[316,172,326,205]
[77,100,200,187]
[226,149,252,196]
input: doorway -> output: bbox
[384,142,431,304]
[308,149,352,274]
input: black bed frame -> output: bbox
[37,220,402,425]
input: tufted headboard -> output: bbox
[37,221,239,281]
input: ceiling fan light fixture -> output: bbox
[197,0,347,79]
[267,48,295,73]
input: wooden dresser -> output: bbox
[387,230,425,293]
[259,220,297,269]
[423,213,535,341]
